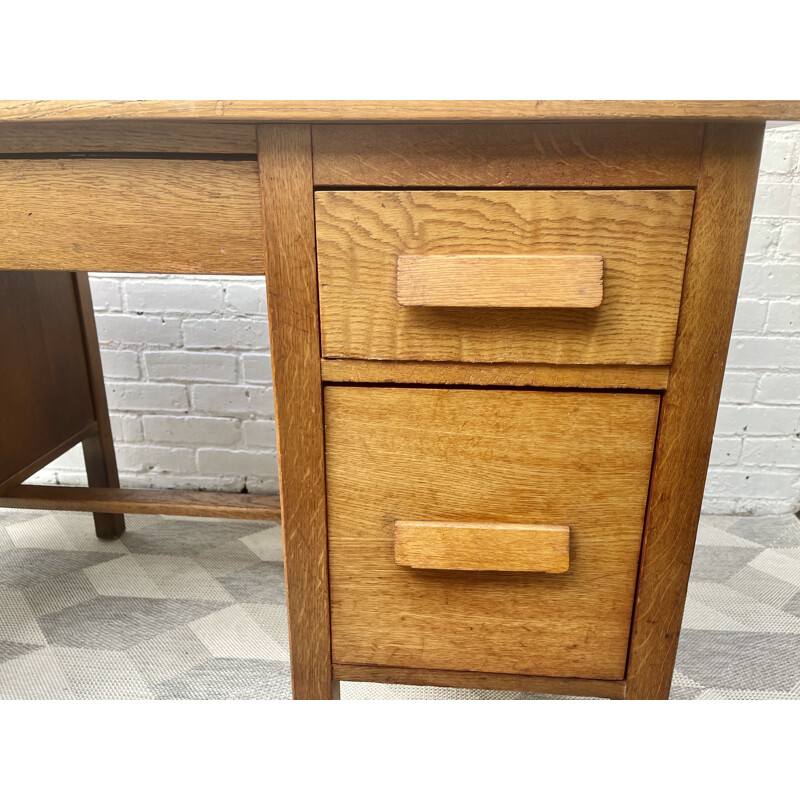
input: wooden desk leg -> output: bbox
[73,273,125,540]
[257,124,334,699]
[625,123,765,699]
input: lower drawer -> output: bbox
[325,386,660,679]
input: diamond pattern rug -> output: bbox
[0,509,798,700]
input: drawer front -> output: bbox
[325,386,660,679]
[0,159,264,274]
[316,189,694,364]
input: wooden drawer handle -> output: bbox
[396,254,603,308]
[394,521,570,573]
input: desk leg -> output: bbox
[73,273,125,541]
[82,432,124,539]
[257,124,334,699]
[625,123,764,699]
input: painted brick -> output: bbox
[144,351,237,383]
[764,301,800,333]
[225,282,267,315]
[731,299,768,333]
[752,182,793,217]
[115,445,197,474]
[123,280,224,313]
[719,372,758,404]
[190,384,274,416]
[182,318,269,350]
[106,382,188,413]
[709,437,743,466]
[703,470,798,500]
[44,446,87,471]
[95,314,182,347]
[756,373,800,405]
[702,496,799,516]
[714,406,800,437]
[790,184,800,217]
[119,474,247,492]
[142,415,240,446]
[99,349,140,380]
[242,419,277,448]
[745,221,778,256]
[759,138,796,174]
[241,353,272,384]
[88,278,122,311]
[780,224,800,257]
[739,262,800,298]
[109,415,125,442]
[110,414,143,443]
[196,449,279,478]
[726,336,800,369]
[245,477,280,493]
[741,438,800,468]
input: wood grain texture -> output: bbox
[313,122,704,187]
[397,255,603,308]
[1,100,799,122]
[0,122,258,153]
[333,663,626,699]
[0,159,264,273]
[321,359,670,389]
[257,125,333,699]
[0,272,96,493]
[0,485,281,521]
[625,123,766,700]
[394,521,570,573]
[326,387,660,679]
[316,190,694,364]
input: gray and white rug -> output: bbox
[0,509,798,700]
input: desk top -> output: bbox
[1,100,799,123]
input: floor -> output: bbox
[0,509,798,700]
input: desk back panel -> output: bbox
[0,272,96,492]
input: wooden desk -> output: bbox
[1,101,798,700]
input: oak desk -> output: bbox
[1,101,799,700]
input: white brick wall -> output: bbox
[34,274,278,494]
[704,122,800,515]
[32,125,800,514]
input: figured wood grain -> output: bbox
[394,521,570,573]
[0,272,96,492]
[397,255,603,308]
[326,387,660,679]
[0,122,258,153]
[320,359,670,389]
[0,485,281,521]
[333,664,626,698]
[625,123,766,699]
[257,125,333,699]
[1,100,799,122]
[0,159,264,273]
[313,122,704,187]
[316,190,694,364]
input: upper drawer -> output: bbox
[0,159,264,274]
[316,189,694,365]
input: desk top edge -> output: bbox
[0,100,798,123]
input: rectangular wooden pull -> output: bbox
[394,521,570,573]
[396,254,603,308]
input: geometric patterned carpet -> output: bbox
[0,508,798,700]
